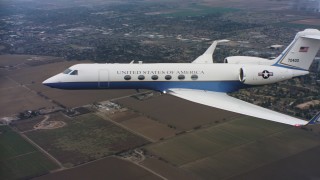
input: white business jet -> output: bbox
[43,29,320,126]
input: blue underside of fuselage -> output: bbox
[44,81,250,93]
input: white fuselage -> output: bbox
[42,63,307,93]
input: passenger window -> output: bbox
[70,70,78,75]
[63,68,72,74]
[165,75,172,80]
[151,75,158,80]
[138,75,145,80]
[191,74,198,80]
[124,75,131,80]
[178,75,185,80]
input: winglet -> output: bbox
[307,112,320,125]
[192,39,229,64]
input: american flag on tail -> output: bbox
[299,46,309,52]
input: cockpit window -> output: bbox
[70,70,78,75]
[63,68,72,74]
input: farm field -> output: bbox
[99,108,178,142]
[146,116,320,179]
[228,144,320,180]
[0,126,58,179]
[202,0,294,10]
[120,115,178,142]
[25,113,149,167]
[0,85,54,117]
[35,157,162,180]
[290,19,320,26]
[159,5,238,17]
[12,116,44,132]
[116,95,240,131]
[107,110,141,123]
[141,157,198,180]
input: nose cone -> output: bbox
[42,78,51,85]
[42,75,59,88]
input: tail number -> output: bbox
[288,58,299,63]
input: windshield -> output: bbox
[63,68,72,74]
[70,70,78,75]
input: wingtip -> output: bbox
[307,112,320,125]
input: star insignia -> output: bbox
[258,70,273,79]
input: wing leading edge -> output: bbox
[168,88,309,126]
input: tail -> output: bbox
[273,29,320,70]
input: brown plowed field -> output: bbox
[290,19,320,26]
[120,116,178,141]
[228,145,320,180]
[0,86,55,117]
[141,157,198,180]
[35,157,161,180]
[116,95,240,131]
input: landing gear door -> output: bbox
[98,69,109,88]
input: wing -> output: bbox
[168,88,309,126]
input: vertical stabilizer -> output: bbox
[274,29,320,70]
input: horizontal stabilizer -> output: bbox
[302,35,320,40]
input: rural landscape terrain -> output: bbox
[1,0,320,179]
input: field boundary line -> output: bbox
[179,125,293,168]
[18,130,64,170]
[95,112,155,142]
[117,156,168,180]
[1,151,37,162]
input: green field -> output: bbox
[26,113,149,166]
[146,117,320,179]
[0,126,58,179]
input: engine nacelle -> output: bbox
[239,65,309,85]
[224,56,275,65]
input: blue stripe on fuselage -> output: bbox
[272,63,306,70]
[43,81,250,93]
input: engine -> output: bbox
[224,56,275,65]
[238,65,309,85]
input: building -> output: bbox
[269,45,283,50]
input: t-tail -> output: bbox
[273,29,320,71]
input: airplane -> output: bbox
[43,29,320,126]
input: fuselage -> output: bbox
[43,63,250,93]
[43,63,308,93]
